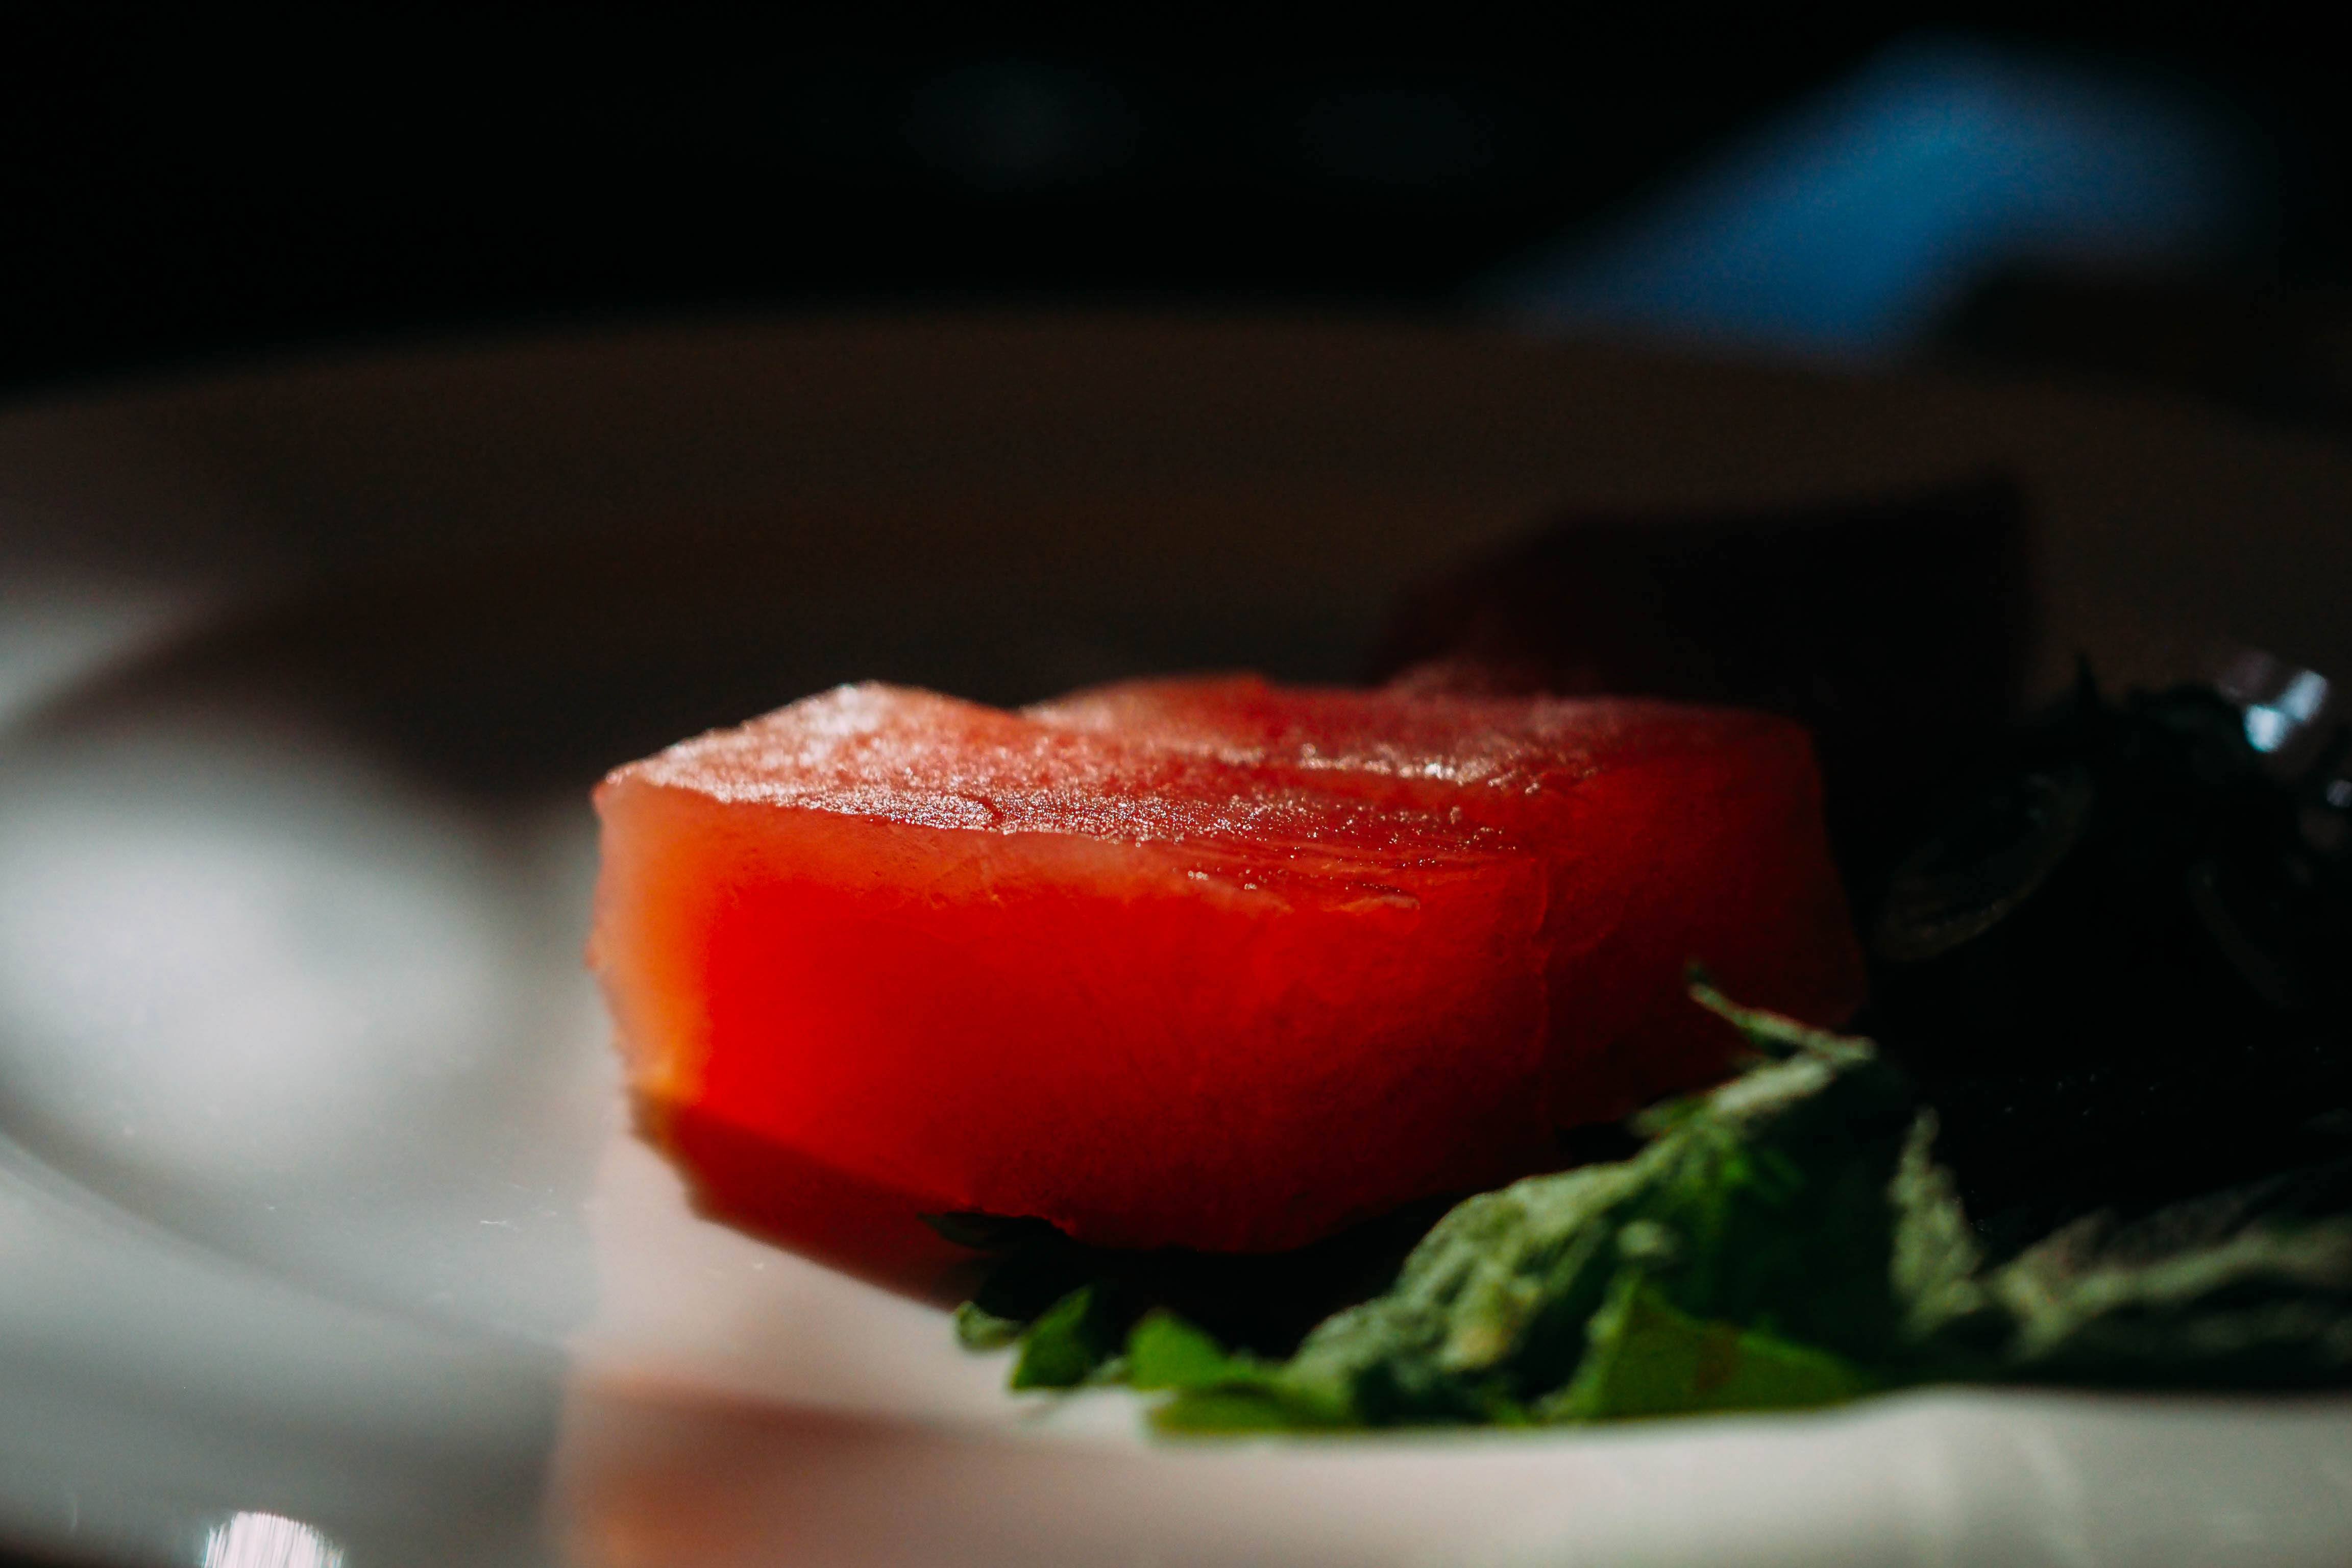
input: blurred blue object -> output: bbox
[1484,35,2262,358]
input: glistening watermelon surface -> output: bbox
[590,678,1862,1291]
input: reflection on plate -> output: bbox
[5,317,2352,1566]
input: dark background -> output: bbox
[2,10,2346,416]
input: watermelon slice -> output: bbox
[590,678,1862,1290]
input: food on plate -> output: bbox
[585,469,2350,1431]
[950,675,2352,1427]
[589,677,1861,1286]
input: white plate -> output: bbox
[5,317,2352,1568]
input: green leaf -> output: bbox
[1267,1159,1653,1426]
[1986,1211,2352,1385]
[1257,1003,1915,1425]
[963,1231,1096,1331]
[949,988,1931,1429]
[1122,1312,1379,1431]
[1889,1127,2352,1387]
[1687,972,1876,1067]
[1546,1272,1877,1420]
[1010,1285,1126,1389]
[949,975,2352,1428]
[1126,1311,1255,1391]
[1886,1109,2005,1363]
[1150,1388,1309,1435]
[953,1300,1025,1352]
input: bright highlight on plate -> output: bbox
[201,1511,345,1568]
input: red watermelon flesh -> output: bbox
[1026,675,1864,1128]
[590,679,1861,1289]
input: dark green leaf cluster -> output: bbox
[1203,986,1918,1428]
[1905,1145,2352,1388]
[1867,676,2352,1260]
[927,1191,1456,1387]
[946,981,2352,1432]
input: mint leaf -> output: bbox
[1545,1272,1876,1420]
[1892,1130,2352,1386]
[1267,1158,1651,1425]
[1010,1285,1126,1389]
[1150,1388,1310,1435]
[1687,972,1875,1067]
[1887,1108,2007,1366]
[947,973,2352,1429]
[1121,1312,1367,1431]
[953,1300,1025,1351]
[1259,997,1913,1425]
[1126,1311,1254,1390]
[1983,1206,2352,1386]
